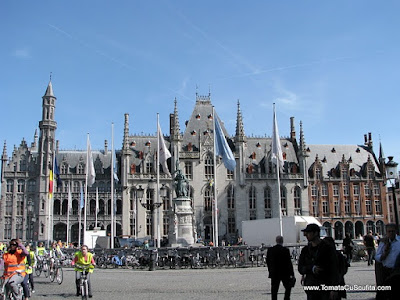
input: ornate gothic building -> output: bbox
[0,81,388,243]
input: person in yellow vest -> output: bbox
[0,241,5,252]
[72,245,95,298]
[3,239,29,300]
[22,245,35,298]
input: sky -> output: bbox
[1,1,400,164]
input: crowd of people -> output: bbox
[265,222,400,300]
[0,239,95,299]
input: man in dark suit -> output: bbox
[267,235,295,300]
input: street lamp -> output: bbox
[139,178,162,247]
[386,156,399,233]
[134,185,145,240]
[27,200,34,241]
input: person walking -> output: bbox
[298,224,340,300]
[342,233,354,266]
[364,230,375,266]
[375,223,400,300]
[266,235,295,300]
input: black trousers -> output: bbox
[270,277,292,300]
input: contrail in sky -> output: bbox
[48,24,134,70]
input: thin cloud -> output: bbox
[48,24,135,70]
[13,48,31,58]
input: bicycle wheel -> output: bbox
[49,267,55,282]
[35,264,42,277]
[43,264,49,278]
[81,279,88,300]
[56,267,63,285]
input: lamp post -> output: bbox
[135,185,145,240]
[139,178,162,247]
[27,200,34,241]
[386,156,399,233]
[158,184,168,247]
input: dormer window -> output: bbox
[145,141,151,147]
[208,114,213,119]
[331,147,336,153]
[191,130,196,136]
[195,114,201,120]
[130,141,136,147]
[203,130,209,135]
[256,143,261,148]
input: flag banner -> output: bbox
[113,152,119,182]
[96,187,99,215]
[54,157,61,187]
[271,105,284,171]
[80,186,84,209]
[214,116,236,171]
[87,138,96,187]
[49,170,53,199]
[158,120,172,176]
[68,184,72,213]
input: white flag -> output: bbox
[158,120,171,176]
[96,187,99,215]
[68,183,72,213]
[271,104,284,171]
[87,136,96,187]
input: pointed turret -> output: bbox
[123,113,130,150]
[2,141,7,162]
[171,98,181,141]
[235,100,246,143]
[299,121,308,156]
[44,81,54,97]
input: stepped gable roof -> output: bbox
[182,95,231,150]
[245,137,298,165]
[305,144,380,176]
[57,150,113,169]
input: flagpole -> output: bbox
[111,123,114,249]
[156,113,161,248]
[84,134,90,245]
[67,182,71,245]
[79,186,82,247]
[212,107,219,247]
[95,187,99,229]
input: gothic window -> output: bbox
[334,201,340,216]
[116,199,122,215]
[145,158,153,174]
[73,181,80,193]
[281,188,287,216]
[4,217,11,240]
[249,186,256,210]
[19,155,27,172]
[5,197,12,216]
[77,164,84,174]
[163,195,170,211]
[146,215,152,236]
[365,200,372,214]
[185,162,193,180]
[16,218,23,239]
[264,187,272,218]
[204,154,214,180]
[321,184,328,196]
[342,168,348,180]
[27,180,36,192]
[333,185,339,196]
[16,196,23,215]
[353,184,360,196]
[375,200,382,215]
[90,199,96,215]
[344,200,350,215]
[72,200,78,215]
[204,187,212,212]
[343,183,349,196]
[373,183,380,196]
[146,189,154,208]
[227,185,235,210]
[228,217,236,234]
[315,168,321,180]
[368,168,374,179]
[364,184,371,198]
[53,199,61,215]
[7,180,14,193]
[311,185,317,197]
[98,200,105,215]
[62,200,68,215]
[163,216,169,236]
[17,180,25,193]
[61,164,68,174]
[322,201,329,216]
[294,187,302,216]
[227,169,234,180]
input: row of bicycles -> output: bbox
[92,246,272,270]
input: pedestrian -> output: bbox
[298,223,340,300]
[375,223,400,300]
[266,236,295,300]
[325,237,348,299]
[342,233,354,266]
[363,230,375,266]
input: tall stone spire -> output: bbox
[299,121,307,155]
[171,98,181,141]
[123,113,130,150]
[235,100,246,142]
[2,141,7,161]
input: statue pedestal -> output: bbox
[169,196,194,247]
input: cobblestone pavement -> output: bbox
[31,261,378,300]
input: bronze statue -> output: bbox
[173,160,188,197]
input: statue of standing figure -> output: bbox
[173,160,189,197]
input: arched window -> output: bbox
[6,180,13,192]
[204,187,212,212]
[19,155,27,172]
[77,164,85,175]
[264,187,271,218]
[281,187,287,216]
[249,186,256,220]
[204,154,214,180]
[227,185,235,210]
[294,187,302,215]
[53,199,61,215]
[17,180,25,193]
[61,164,68,174]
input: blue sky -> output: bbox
[1,1,400,163]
